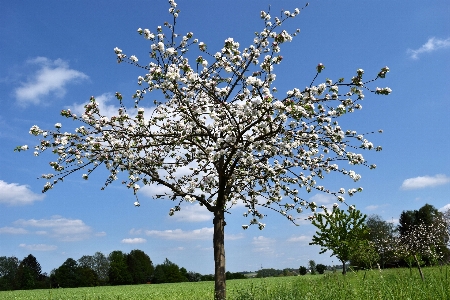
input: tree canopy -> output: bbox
[310,206,368,274]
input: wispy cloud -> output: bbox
[309,193,335,204]
[286,235,310,243]
[365,204,388,211]
[0,180,45,206]
[439,204,450,212]
[140,227,213,240]
[252,236,275,254]
[70,92,155,119]
[121,238,147,244]
[14,215,93,241]
[170,205,212,222]
[19,243,57,251]
[71,93,120,118]
[0,227,28,234]
[130,227,243,241]
[401,174,450,190]
[407,37,450,59]
[14,57,88,106]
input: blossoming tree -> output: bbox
[17,1,391,298]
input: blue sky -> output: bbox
[1,0,449,275]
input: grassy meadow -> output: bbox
[1,266,449,300]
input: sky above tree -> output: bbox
[0,0,449,275]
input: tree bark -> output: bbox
[413,254,425,281]
[342,260,346,275]
[213,209,226,300]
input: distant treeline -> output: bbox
[0,250,245,291]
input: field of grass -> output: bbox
[1,266,449,299]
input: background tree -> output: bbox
[20,1,390,298]
[51,258,80,288]
[256,268,281,278]
[310,206,368,275]
[152,258,187,284]
[315,264,326,275]
[349,239,379,270]
[77,266,99,287]
[226,271,246,280]
[366,214,396,268]
[0,256,19,290]
[127,249,154,284]
[187,271,202,282]
[78,252,110,285]
[398,204,450,266]
[93,252,110,285]
[298,266,307,275]
[15,254,42,290]
[108,251,132,286]
[308,260,316,275]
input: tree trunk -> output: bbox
[213,209,226,300]
[413,254,425,281]
[342,260,346,275]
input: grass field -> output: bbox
[1,266,449,299]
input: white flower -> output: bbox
[134,201,140,207]
[166,47,176,56]
[55,123,62,129]
[130,55,138,62]
[21,145,28,151]
[82,174,88,180]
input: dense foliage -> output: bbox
[310,206,368,274]
[0,249,218,291]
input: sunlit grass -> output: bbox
[1,266,449,299]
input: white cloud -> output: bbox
[309,193,335,204]
[0,180,45,206]
[132,226,243,241]
[366,205,379,211]
[439,204,450,212]
[401,174,450,190]
[121,238,147,244]
[19,243,57,251]
[14,215,93,241]
[251,235,275,254]
[286,235,310,243]
[143,227,213,240]
[0,227,28,234]
[170,205,212,222]
[407,37,450,59]
[71,93,119,118]
[365,204,388,211]
[14,57,88,105]
[71,92,156,119]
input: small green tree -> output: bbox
[308,260,316,275]
[315,264,327,274]
[310,206,367,274]
[299,266,307,275]
[349,239,379,270]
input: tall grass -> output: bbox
[1,266,448,299]
[233,266,450,300]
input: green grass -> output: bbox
[1,266,449,299]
